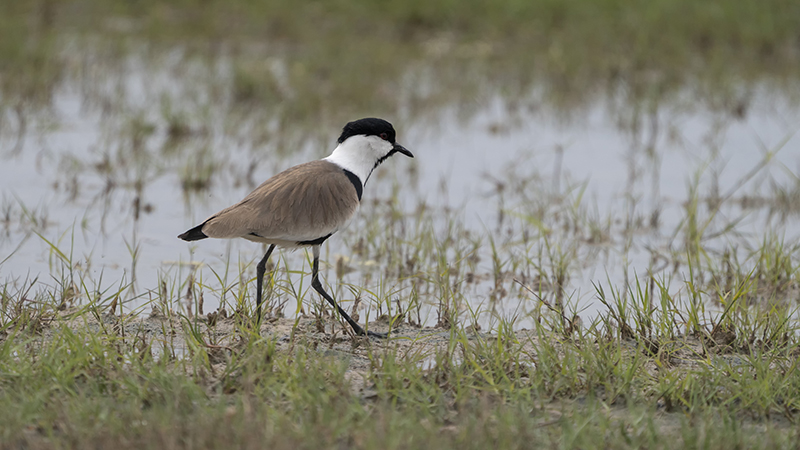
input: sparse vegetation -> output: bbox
[3,155,800,447]
[2,241,800,448]
[2,0,800,448]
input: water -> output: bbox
[2,54,799,328]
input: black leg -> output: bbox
[310,245,386,338]
[256,244,276,323]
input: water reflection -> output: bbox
[1,42,799,329]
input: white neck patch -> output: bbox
[323,135,390,185]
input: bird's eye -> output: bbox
[379,133,388,140]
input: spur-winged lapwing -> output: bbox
[178,118,413,338]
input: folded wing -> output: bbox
[198,160,360,245]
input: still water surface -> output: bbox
[1,57,799,327]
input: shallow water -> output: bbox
[1,52,799,328]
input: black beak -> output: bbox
[393,143,413,158]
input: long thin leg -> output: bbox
[256,244,276,323]
[310,245,386,338]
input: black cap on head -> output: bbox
[338,118,396,144]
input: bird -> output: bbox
[178,118,413,338]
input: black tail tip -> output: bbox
[178,224,208,241]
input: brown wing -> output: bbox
[200,160,360,242]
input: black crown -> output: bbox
[338,118,396,144]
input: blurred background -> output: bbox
[1,0,799,327]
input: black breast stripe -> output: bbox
[297,234,333,246]
[343,169,363,201]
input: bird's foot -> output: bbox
[365,330,388,339]
[352,326,388,339]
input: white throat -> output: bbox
[323,135,387,185]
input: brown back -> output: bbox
[201,160,360,242]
